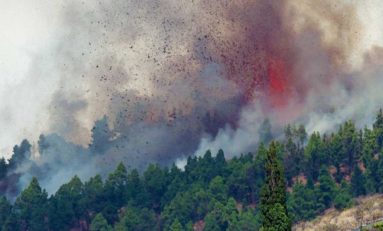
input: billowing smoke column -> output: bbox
[1,0,383,195]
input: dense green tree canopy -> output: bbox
[1,110,383,230]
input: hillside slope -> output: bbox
[293,194,383,231]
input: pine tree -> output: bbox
[105,162,128,210]
[83,175,104,214]
[115,207,157,231]
[0,196,11,227]
[334,181,352,210]
[260,141,291,231]
[0,158,7,180]
[214,149,227,177]
[339,121,358,169]
[14,177,48,231]
[49,175,85,231]
[351,166,366,196]
[305,132,325,181]
[203,201,230,231]
[8,139,31,170]
[144,164,166,211]
[90,213,112,231]
[209,176,227,202]
[316,166,337,211]
[376,154,383,193]
[2,213,20,231]
[169,219,183,231]
[234,210,259,231]
[254,143,267,200]
[287,183,317,222]
[373,109,383,149]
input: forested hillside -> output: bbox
[1,110,383,231]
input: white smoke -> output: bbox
[1,0,383,194]
[192,0,383,157]
[0,1,65,158]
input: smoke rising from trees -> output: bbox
[1,0,383,193]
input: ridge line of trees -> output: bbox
[0,110,383,230]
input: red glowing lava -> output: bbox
[267,56,291,107]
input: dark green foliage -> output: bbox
[0,158,7,180]
[234,210,259,231]
[287,183,317,222]
[226,155,256,204]
[364,154,383,194]
[162,191,195,228]
[48,175,85,231]
[260,141,291,231]
[209,176,228,202]
[8,140,31,170]
[162,185,212,228]
[90,213,112,231]
[3,110,383,230]
[316,166,337,210]
[261,203,291,231]
[338,121,359,169]
[365,164,378,194]
[82,175,105,214]
[373,221,383,231]
[127,169,147,207]
[305,132,325,181]
[14,177,48,231]
[362,127,376,167]
[376,154,383,193]
[284,137,304,185]
[105,162,128,207]
[284,124,307,184]
[0,196,11,228]
[168,219,183,231]
[204,198,239,231]
[114,207,157,231]
[351,166,366,196]
[373,109,383,149]
[162,164,185,206]
[144,164,166,211]
[253,143,267,201]
[334,181,352,210]
[2,213,20,231]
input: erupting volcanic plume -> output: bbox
[267,56,291,108]
[1,0,383,194]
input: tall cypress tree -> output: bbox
[260,141,291,231]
